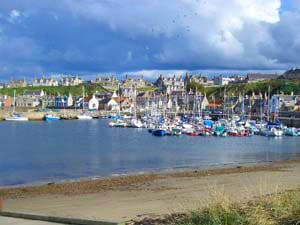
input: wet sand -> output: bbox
[1,160,300,223]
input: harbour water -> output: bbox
[1,119,300,187]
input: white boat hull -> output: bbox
[6,117,28,121]
[77,115,93,120]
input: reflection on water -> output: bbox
[0,119,300,186]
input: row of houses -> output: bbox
[154,72,280,94]
[1,88,300,114]
[0,88,209,112]
[32,76,83,87]
[1,76,83,88]
[217,92,300,115]
[1,72,281,90]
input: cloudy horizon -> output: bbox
[0,0,300,81]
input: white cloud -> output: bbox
[8,9,21,23]
[64,0,283,68]
[124,70,188,78]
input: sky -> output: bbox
[0,0,300,81]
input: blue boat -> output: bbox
[152,129,167,137]
[45,114,60,121]
[204,120,214,127]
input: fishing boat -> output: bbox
[262,127,283,137]
[171,127,182,136]
[284,128,298,136]
[5,90,28,121]
[228,127,244,137]
[77,113,93,120]
[214,126,225,136]
[186,130,201,136]
[152,129,167,136]
[45,114,60,121]
[111,119,128,128]
[221,131,228,137]
[130,119,143,128]
[199,130,211,136]
[6,112,28,121]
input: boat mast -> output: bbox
[118,83,121,117]
[13,90,16,113]
[193,89,196,120]
[213,94,215,112]
[82,86,85,112]
[260,98,263,124]
[249,94,252,120]
[241,92,245,120]
[134,85,137,118]
[267,85,270,122]
[223,87,226,118]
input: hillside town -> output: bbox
[0,69,300,118]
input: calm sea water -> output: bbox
[0,119,300,187]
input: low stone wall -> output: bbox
[0,110,10,120]
[280,117,300,128]
[0,211,118,225]
[0,109,103,120]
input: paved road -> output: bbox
[0,216,63,225]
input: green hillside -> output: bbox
[188,80,300,100]
[0,83,108,97]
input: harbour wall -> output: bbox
[1,109,300,127]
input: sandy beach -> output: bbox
[1,160,300,224]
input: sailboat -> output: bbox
[5,90,28,121]
[77,86,93,120]
[130,86,143,128]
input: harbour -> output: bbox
[1,119,300,187]
[1,1,300,224]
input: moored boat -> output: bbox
[6,112,28,121]
[45,114,60,121]
[77,113,93,120]
[5,90,28,121]
[285,128,298,136]
[152,129,167,136]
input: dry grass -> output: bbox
[177,190,300,225]
[128,189,300,225]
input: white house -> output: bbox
[33,77,59,87]
[23,90,45,98]
[106,91,120,111]
[107,99,119,111]
[60,76,83,86]
[88,95,99,110]
[213,75,235,86]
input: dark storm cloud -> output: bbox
[0,0,299,80]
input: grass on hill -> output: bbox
[137,86,157,92]
[188,80,300,100]
[0,83,108,97]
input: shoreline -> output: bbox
[0,159,281,189]
[2,159,300,223]
[0,159,275,189]
[1,159,297,199]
